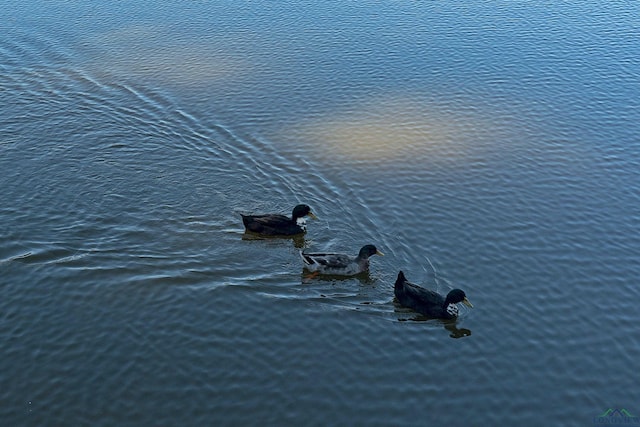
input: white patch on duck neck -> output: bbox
[296,217,307,229]
[446,303,459,317]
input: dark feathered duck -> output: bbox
[394,271,473,319]
[300,244,383,276]
[241,204,317,236]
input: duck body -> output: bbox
[301,244,383,276]
[394,271,472,319]
[241,204,316,236]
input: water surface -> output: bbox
[2,1,640,426]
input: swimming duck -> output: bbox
[300,244,384,276]
[241,204,317,236]
[394,271,473,319]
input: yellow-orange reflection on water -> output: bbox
[290,95,489,165]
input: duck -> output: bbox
[300,244,384,276]
[394,270,473,319]
[241,204,317,236]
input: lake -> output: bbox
[2,1,639,426]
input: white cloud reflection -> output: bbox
[85,25,247,86]
[290,94,493,164]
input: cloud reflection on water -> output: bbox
[84,25,514,170]
[288,94,498,165]
[85,25,247,86]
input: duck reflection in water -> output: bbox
[241,231,307,248]
[395,304,473,338]
[300,269,376,285]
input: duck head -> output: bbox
[358,244,384,259]
[445,289,473,308]
[292,204,318,221]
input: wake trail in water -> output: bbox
[2,29,345,215]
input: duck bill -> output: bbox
[376,250,384,256]
[462,297,473,308]
[307,212,318,220]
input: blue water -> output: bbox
[2,1,640,426]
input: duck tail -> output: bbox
[300,250,312,266]
[394,270,407,290]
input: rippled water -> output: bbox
[2,1,640,426]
